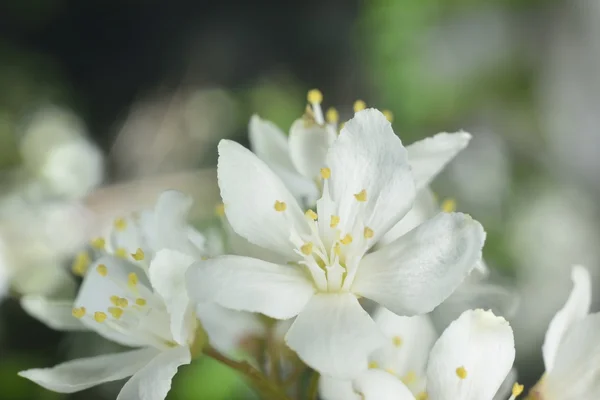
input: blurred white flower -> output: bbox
[187,109,485,377]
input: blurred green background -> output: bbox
[1,0,600,398]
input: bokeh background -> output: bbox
[1,0,599,398]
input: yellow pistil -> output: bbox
[326,107,339,124]
[416,392,428,400]
[108,307,124,319]
[307,89,323,104]
[96,264,108,277]
[353,100,366,113]
[94,311,107,323]
[274,200,287,212]
[115,248,128,258]
[441,198,457,213]
[402,371,417,385]
[320,167,331,179]
[72,307,86,319]
[300,242,313,256]
[363,227,374,239]
[135,298,147,306]
[341,234,353,245]
[382,109,394,122]
[456,366,468,379]
[71,251,90,277]
[368,361,379,369]
[131,248,145,261]
[90,237,106,249]
[128,273,138,288]
[215,203,225,217]
[354,189,367,202]
[114,217,127,231]
[305,209,318,220]
[392,335,403,347]
[117,298,129,308]
[330,215,340,228]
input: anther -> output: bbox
[510,383,524,400]
[416,392,428,400]
[274,200,287,212]
[305,209,318,220]
[115,248,128,258]
[441,198,457,213]
[128,273,138,288]
[368,361,379,369]
[215,203,225,217]
[307,89,323,104]
[353,100,366,113]
[117,298,129,308]
[354,189,367,202]
[402,371,417,385]
[90,237,106,249]
[72,307,86,319]
[114,218,127,231]
[326,107,339,124]
[72,252,90,277]
[363,227,374,239]
[341,234,353,245]
[110,295,120,306]
[456,366,468,379]
[94,311,107,323]
[382,110,394,122]
[392,336,403,347]
[333,243,341,256]
[108,307,124,319]
[300,242,313,256]
[135,298,147,306]
[96,264,108,277]
[132,248,145,261]
[320,167,331,180]
[330,215,340,228]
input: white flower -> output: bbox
[249,90,472,208]
[186,109,486,377]
[533,265,600,400]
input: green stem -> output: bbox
[307,370,319,400]
[203,346,292,400]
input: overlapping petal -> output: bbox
[353,370,416,400]
[21,295,87,331]
[289,119,335,181]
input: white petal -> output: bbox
[426,309,515,400]
[21,295,87,331]
[319,376,360,400]
[407,131,471,191]
[378,189,438,247]
[186,255,315,319]
[248,115,294,170]
[288,119,335,180]
[285,293,385,378]
[195,302,264,355]
[117,346,191,400]
[542,265,591,372]
[149,250,196,346]
[353,370,416,400]
[493,368,518,400]
[353,212,485,315]
[370,308,437,377]
[18,348,159,393]
[326,109,415,242]
[544,312,600,400]
[217,139,309,258]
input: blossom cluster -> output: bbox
[16,91,600,400]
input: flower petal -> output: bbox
[18,348,159,393]
[493,368,518,400]
[116,346,191,400]
[542,264,591,372]
[285,293,385,378]
[217,139,309,258]
[248,115,294,170]
[148,249,196,346]
[288,118,335,181]
[186,255,315,319]
[426,309,515,400]
[325,109,415,242]
[353,370,416,400]
[544,312,600,400]
[319,376,360,400]
[353,212,485,315]
[21,295,87,331]
[407,131,471,191]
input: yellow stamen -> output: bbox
[72,307,86,319]
[307,89,323,104]
[456,366,468,379]
[330,215,340,228]
[368,361,378,369]
[305,209,318,220]
[363,227,374,239]
[333,242,341,256]
[320,167,331,179]
[115,248,128,259]
[117,298,129,308]
[135,298,147,306]
[132,248,145,261]
[416,392,428,400]
[274,200,287,212]
[402,371,417,385]
[110,295,120,306]
[71,251,90,277]
[94,311,107,323]
[108,307,124,319]
[512,383,524,398]
[353,100,366,113]
[215,203,225,217]
[96,264,108,277]
[114,217,127,231]
[392,336,403,347]
[201,256,209,260]
[354,189,367,202]
[128,273,138,288]
[441,198,457,213]
[300,242,313,256]
[90,237,106,249]
[326,107,339,124]
[341,234,353,245]
[382,109,394,122]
